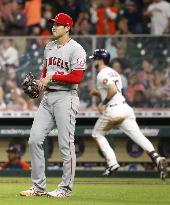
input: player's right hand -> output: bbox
[37,79,44,91]
[39,76,52,90]
[97,103,106,114]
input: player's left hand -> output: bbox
[40,76,52,89]
[21,72,40,98]
[97,103,106,113]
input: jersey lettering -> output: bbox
[48,57,53,66]
[46,57,69,71]
[53,57,57,65]
[108,71,121,92]
[109,72,118,78]
[57,58,61,67]
[43,39,86,91]
[61,60,64,69]
[65,62,69,71]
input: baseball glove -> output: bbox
[21,72,40,98]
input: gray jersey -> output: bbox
[43,39,86,90]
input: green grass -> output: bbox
[0,177,170,205]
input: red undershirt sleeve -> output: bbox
[40,67,47,79]
[51,69,84,84]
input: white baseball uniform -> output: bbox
[92,66,155,167]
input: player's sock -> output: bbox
[148,150,160,165]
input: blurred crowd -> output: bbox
[0,0,170,111]
[82,38,170,109]
[0,36,170,111]
[0,0,170,36]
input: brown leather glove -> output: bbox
[21,72,40,98]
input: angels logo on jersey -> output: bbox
[77,58,86,67]
[46,57,69,71]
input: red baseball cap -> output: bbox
[49,13,73,28]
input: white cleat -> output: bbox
[157,157,168,180]
[20,187,47,197]
[47,187,72,198]
[102,163,120,176]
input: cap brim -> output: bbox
[6,149,16,153]
[48,19,69,27]
[48,18,59,23]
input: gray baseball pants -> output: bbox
[28,90,79,191]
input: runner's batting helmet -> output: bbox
[89,49,110,65]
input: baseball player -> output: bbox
[89,49,167,179]
[20,13,86,197]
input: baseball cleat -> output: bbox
[157,157,167,180]
[20,187,47,197]
[47,186,72,198]
[102,163,120,176]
